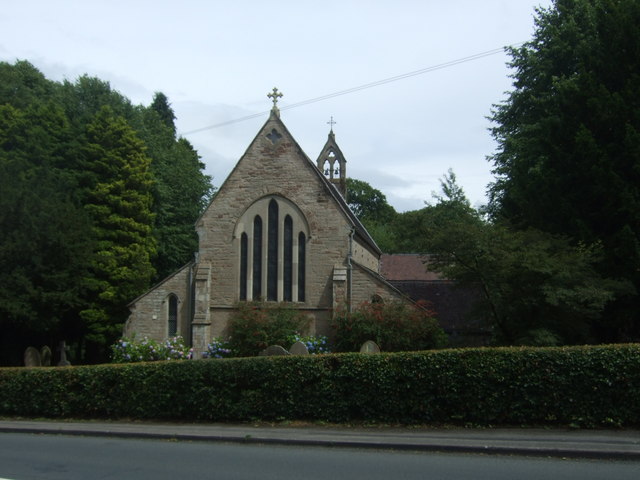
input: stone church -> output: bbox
[125,89,409,356]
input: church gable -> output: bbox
[127,89,409,354]
[192,102,363,313]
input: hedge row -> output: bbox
[1,344,638,427]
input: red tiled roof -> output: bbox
[379,254,443,282]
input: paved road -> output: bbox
[1,420,638,459]
[1,432,639,480]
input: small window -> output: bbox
[168,295,178,336]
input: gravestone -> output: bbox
[24,346,42,367]
[57,340,71,366]
[40,346,52,366]
[289,341,309,355]
[259,345,290,356]
[359,340,381,354]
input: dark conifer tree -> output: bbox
[488,0,640,340]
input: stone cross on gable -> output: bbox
[267,87,283,109]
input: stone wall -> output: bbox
[124,263,192,341]
[350,262,406,308]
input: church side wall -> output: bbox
[351,238,379,272]
[124,265,191,343]
[350,265,407,307]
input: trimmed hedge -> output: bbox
[1,344,638,427]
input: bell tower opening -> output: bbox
[316,117,347,198]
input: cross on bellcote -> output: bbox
[327,116,336,133]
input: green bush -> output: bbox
[332,299,448,352]
[227,301,309,357]
[1,344,638,427]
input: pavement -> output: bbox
[0,419,639,460]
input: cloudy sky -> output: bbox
[1,0,551,212]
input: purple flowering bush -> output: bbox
[204,337,233,359]
[111,335,193,363]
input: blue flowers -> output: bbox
[111,335,193,363]
[286,334,330,354]
[205,338,233,359]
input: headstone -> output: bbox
[259,345,290,356]
[57,340,71,366]
[40,346,52,366]
[24,346,42,367]
[359,340,381,354]
[289,341,309,355]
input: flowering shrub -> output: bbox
[228,301,309,357]
[285,333,331,354]
[111,335,193,363]
[332,299,447,352]
[205,337,233,359]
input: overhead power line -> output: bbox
[181,43,523,136]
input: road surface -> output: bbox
[0,432,638,480]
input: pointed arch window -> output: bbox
[252,215,262,299]
[298,231,306,302]
[267,199,279,301]
[236,196,309,303]
[240,233,248,300]
[284,215,293,301]
[168,294,178,337]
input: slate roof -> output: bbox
[379,254,441,281]
[379,254,489,342]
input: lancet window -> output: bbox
[167,294,178,337]
[236,196,309,302]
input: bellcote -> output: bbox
[316,121,347,199]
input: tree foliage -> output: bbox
[403,171,621,345]
[488,0,640,340]
[0,60,213,364]
[78,106,156,358]
[0,102,93,363]
[133,95,213,280]
[346,178,396,223]
[346,178,398,252]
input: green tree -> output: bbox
[0,101,93,364]
[488,0,640,340]
[78,106,156,360]
[133,95,213,280]
[412,171,621,345]
[346,178,396,223]
[150,91,177,135]
[0,60,54,109]
[346,178,397,251]
[57,75,134,130]
[0,61,213,363]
